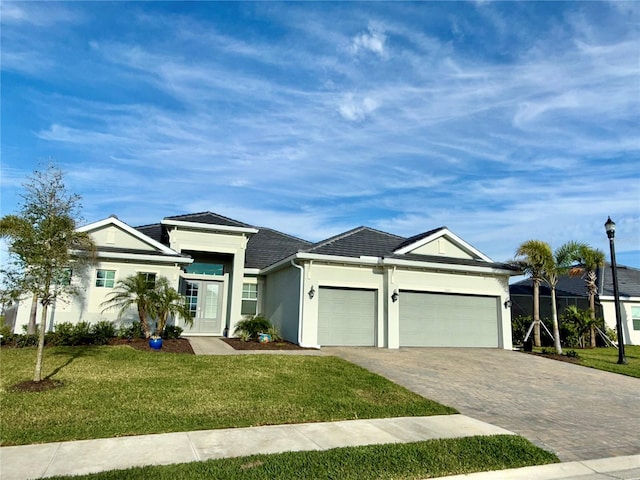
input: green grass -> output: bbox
[571,345,640,378]
[45,435,559,480]
[0,346,455,446]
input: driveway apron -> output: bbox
[323,347,640,462]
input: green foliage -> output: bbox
[560,306,600,348]
[92,321,117,345]
[16,333,39,348]
[0,325,15,345]
[267,326,283,342]
[117,322,145,339]
[565,349,579,358]
[38,436,558,480]
[234,315,273,341]
[148,277,193,336]
[162,325,183,340]
[0,164,96,381]
[605,327,617,343]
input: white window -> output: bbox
[241,283,258,316]
[632,306,640,331]
[95,269,116,288]
[139,272,157,288]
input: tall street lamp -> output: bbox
[604,217,627,365]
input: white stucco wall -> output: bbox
[600,298,640,346]
[297,260,512,349]
[263,265,300,344]
[409,238,475,259]
[12,261,181,333]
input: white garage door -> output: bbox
[400,291,500,347]
[318,287,376,346]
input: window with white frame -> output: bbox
[632,306,640,331]
[139,272,157,288]
[95,269,116,288]
[241,283,258,316]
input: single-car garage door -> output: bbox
[400,291,500,347]
[318,287,376,346]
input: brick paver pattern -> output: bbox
[323,347,640,462]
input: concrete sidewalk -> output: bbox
[1,415,512,479]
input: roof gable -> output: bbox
[163,211,254,228]
[306,227,405,258]
[394,227,493,262]
[78,216,182,257]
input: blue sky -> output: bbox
[2,1,639,267]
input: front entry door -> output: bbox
[184,280,224,335]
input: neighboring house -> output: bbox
[510,264,640,346]
[10,212,519,349]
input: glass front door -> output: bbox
[183,280,224,334]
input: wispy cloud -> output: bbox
[2,1,638,266]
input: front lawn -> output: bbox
[571,345,640,378]
[0,346,455,446]
[45,435,559,480]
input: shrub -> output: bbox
[117,322,145,339]
[234,315,272,341]
[267,326,283,342]
[16,333,39,347]
[52,321,93,346]
[0,325,15,345]
[162,324,183,339]
[565,349,579,358]
[92,321,117,345]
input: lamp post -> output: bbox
[604,217,627,365]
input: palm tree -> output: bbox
[541,241,585,355]
[101,274,155,337]
[148,277,193,336]
[570,245,605,347]
[514,240,552,347]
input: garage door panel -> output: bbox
[318,288,376,346]
[400,292,499,347]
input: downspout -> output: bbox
[291,259,305,346]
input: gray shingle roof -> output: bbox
[245,228,312,269]
[510,263,640,298]
[393,227,446,252]
[164,211,254,228]
[304,226,405,258]
[136,223,166,244]
[599,264,640,298]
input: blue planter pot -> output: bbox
[149,337,163,350]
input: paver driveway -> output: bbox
[323,347,640,462]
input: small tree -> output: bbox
[570,245,605,347]
[514,240,552,347]
[100,274,156,338]
[0,165,96,382]
[149,277,193,336]
[541,241,585,355]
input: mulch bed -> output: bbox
[221,337,311,350]
[524,351,581,364]
[11,378,63,393]
[109,337,195,354]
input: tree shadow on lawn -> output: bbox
[11,346,94,393]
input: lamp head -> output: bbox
[605,217,616,239]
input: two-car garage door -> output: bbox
[317,287,500,348]
[318,287,376,346]
[400,291,500,347]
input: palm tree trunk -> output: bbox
[28,293,38,335]
[550,287,562,355]
[533,279,541,347]
[589,294,596,348]
[33,302,48,382]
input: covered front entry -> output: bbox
[318,287,376,346]
[182,279,225,335]
[399,291,500,347]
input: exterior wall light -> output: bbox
[391,290,399,303]
[504,299,512,309]
[308,286,315,299]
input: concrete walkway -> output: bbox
[1,415,512,479]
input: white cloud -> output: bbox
[338,94,380,121]
[350,26,387,57]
